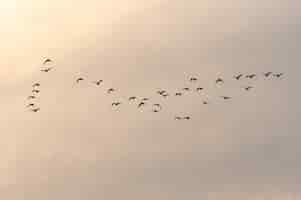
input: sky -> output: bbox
[1,0,301,199]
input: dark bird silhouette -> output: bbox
[153,109,160,113]
[32,83,40,87]
[221,96,231,100]
[41,67,52,72]
[162,94,169,98]
[246,74,256,79]
[27,95,36,100]
[32,89,40,94]
[107,88,115,93]
[93,80,103,85]
[26,103,35,107]
[263,72,273,77]
[31,108,40,112]
[234,74,243,80]
[274,73,284,78]
[244,86,253,91]
[175,116,182,120]
[196,87,204,92]
[129,96,137,101]
[183,116,191,120]
[203,101,209,105]
[43,58,52,65]
[182,87,190,91]
[141,98,149,101]
[138,102,146,108]
[112,102,121,106]
[157,90,167,95]
[175,92,182,96]
[76,78,84,83]
[216,78,224,84]
[190,77,198,82]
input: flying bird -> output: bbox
[32,83,40,87]
[221,96,231,100]
[112,102,121,106]
[26,103,35,107]
[196,87,204,92]
[129,96,137,101]
[31,108,40,112]
[244,86,253,91]
[202,101,209,105]
[27,95,36,100]
[107,88,115,93]
[175,116,182,120]
[190,77,198,82]
[141,98,149,101]
[183,116,191,120]
[41,67,52,72]
[32,89,40,94]
[216,78,224,84]
[182,87,190,91]
[93,80,103,85]
[162,94,169,98]
[234,74,243,80]
[274,73,284,78]
[175,92,182,96]
[43,58,52,65]
[76,78,84,83]
[246,74,256,79]
[157,90,167,95]
[138,102,146,108]
[263,72,273,77]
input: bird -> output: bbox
[202,101,209,105]
[183,116,191,120]
[246,74,256,79]
[175,92,182,96]
[43,58,52,65]
[32,89,40,94]
[221,96,231,100]
[141,98,149,101]
[234,74,243,80]
[129,96,137,101]
[162,94,169,98]
[216,78,224,84]
[153,109,160,113]
[274,73,284,78]
[32,83,40,87]
[175,116,182,120]
[138,102,146,108]
[190,77,198,82]
[31,108,40,112]
[41,67,52,72]
[93,80,103,85]
[26,103,35,107]
[182,87,190,91]
[107,88,115,94]
[112,102,121,106]
[27,95,36,100]
[244,86,253,91]
[263,72,273,77]
[157,90,167,95]
[196,87,204,92]
[76,78,84,83]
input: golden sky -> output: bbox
[1,0,301,199]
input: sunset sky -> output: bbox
[1,1,301,199]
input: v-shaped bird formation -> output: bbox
[26,58,285,120]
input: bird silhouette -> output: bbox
[221,96,231,100]
[183,116,191,120]
[157,90,167,95]
[244,86,253,91]
[32,83,40,87]
[175,92,182,96]
[93,80,103,85]
[43,58,52,65]
[234,74,243,80]
[26,103,35,107]
[32,89,40,94]
[27,95,36,100]
[175,116,182,120]
[263,72,273,77]
[107,88,115,94]
[246,74,256,79]
[76,78,84,83]
[31,108,40,112]
[196,87,204,92]
[216,78,224,84]
[190,77,198,82]
[274,73,284,78]
[129,96,137,101]
[141,98,149,101]
[138,102,146,108]
[112,102,121,106]
[182,87,190,91]
[162,94,169,98]
[41,67,52,72]
[203,101,209,105]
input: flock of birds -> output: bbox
[26,58,285,120]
